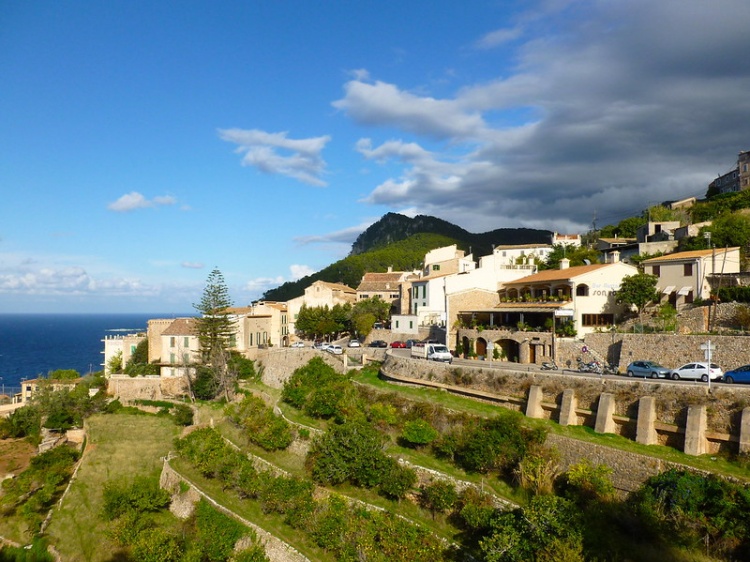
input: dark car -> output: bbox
[405,339,418,348]
[625,360,671,379]
[368,340,388,348]
[723,364,750,384]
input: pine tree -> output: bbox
[193,268,236,400]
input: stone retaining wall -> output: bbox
[160,460,309,562]
[107,375,188,401]
[583,332,750,373]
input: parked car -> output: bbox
[625,360,671,379]
[670,362,723,382]
[312,341,330,350]
[290,341,305,348]
[327,344,343,355]
[405,339,418,348]
[369,340,388,348]
[722,364,750,384]
[390,341,406,348]
[348,339,361,348]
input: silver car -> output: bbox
[670,362,723,382]
[626,360,671,379]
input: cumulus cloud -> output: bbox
[218,128,331,186]
[289,264,315,280]
[107,192,177,212]
[475,26,523,49]
[336,0,750,234]
[294,220,376,246]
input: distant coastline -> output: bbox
[0,313,191,392]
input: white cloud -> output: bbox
[218,128,331,186]
[333,79,486,139]
[181,262,204,269]
[294,220,376,245]
[475,26,523,49]
[107,192,177,212]
[243,275,286,295]
[289,264,315,280]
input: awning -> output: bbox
[661,286,675,294]
[677,286,692,296]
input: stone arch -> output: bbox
[576,283,590,297]
[495,338,520,362]
[476,337,488,357]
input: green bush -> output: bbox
[226,395,292,451]
[172,404,194,426]
[101,476,171,520]
[401,419,439,448]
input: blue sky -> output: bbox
[2,1,750,313]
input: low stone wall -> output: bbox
[107,375,188,401]
[583,332,750,373]
[381,353,750,447]
[160,460,309,562]
[257,348,387,388]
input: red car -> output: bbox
[390,341,406,348]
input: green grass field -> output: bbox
[45,413,180,562]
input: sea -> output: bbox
[0,313,192,393]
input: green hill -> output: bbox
[262,213,552,302]
[262,232,461,302]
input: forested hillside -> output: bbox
[262,233,460,302]
[262,214,552,302]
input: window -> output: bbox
[170,353,176,364]
[409,321,413,329]
[249,333,253,346]
[395,320,400,328]
[422,285,427,299]
[170,336,176,348]
[432,264,441,271]
[576,284,589,297]
[183,336,189,347]
[182,353,189,364]
[582,314,614,327]
[652,265,660,276]
[685,291,694,304]
[683,263,693,276]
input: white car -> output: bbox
[327,344,343,355]
[348,339,361,347]
[290,341,305,348]
[670,362,723,382]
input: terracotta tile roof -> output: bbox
[642,247,740,263]
[316,281,356,293]
[503,263,612,285]
[162,318,198,336]
[494,243,552,250]
[598,238,636,244]
[356,272,405,292]
[226,306,253,315]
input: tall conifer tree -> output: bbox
[193,268,236,399]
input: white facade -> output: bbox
[499,261,639,335]
[101,333,146,376]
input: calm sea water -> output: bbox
[0,313,190,392]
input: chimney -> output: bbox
[560,258,570,270]
[611,250,620,263]
[387,266,393,273]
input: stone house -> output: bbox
[356,268,410,312]
[642,247,741,307]
[286,280,357,337]
[158,318,200,378]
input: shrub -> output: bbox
[420,480,458,519]
[401,419,439,448]
[172,404,194,426]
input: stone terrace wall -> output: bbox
[583,332,750,373]
[257,348,390,389]
[107,375,188,401]
[381,354,750,437]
